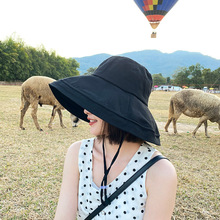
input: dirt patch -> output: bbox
[157,121,219,135]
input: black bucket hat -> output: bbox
[49,56,160,145]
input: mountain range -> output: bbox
[74,50,220,78]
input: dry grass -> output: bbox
[0,86,219,219]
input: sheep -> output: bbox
[20,76,79,131]
[164,89,220,137]
[70,113,80,127]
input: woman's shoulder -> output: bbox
[146,152,177,191]
[151,156,176,179]
[144,152,177,219]
[69,140,82,150]
[65,141,82,162]
[68,138,94,154]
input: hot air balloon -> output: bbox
[134,0,179,38]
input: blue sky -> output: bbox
[1,0,220,59]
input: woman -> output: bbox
[50,56,177,219]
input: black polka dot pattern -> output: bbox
[77,138,157,219]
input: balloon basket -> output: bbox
[151,32,157,38]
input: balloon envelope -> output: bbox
[134,0,179,29]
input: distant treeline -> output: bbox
[0,37,79,82]
[84,64,220,89]
[152,64,220,89]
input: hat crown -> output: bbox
[93,56,152,105]
[49,56,160,145]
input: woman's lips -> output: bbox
[88,119,97,126]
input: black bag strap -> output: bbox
[85,155,167,220]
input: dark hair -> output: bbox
[97,121,144,145]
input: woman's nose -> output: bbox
[84,109,90,115]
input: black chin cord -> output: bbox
[100,135,125,205]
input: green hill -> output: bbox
[74,50,220,77]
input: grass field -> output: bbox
[0,85,219,219]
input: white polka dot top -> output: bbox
[77,138,156,220]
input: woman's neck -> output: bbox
[95,138,141,163]
[92,137,143,186]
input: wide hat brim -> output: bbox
[49,75,160,145]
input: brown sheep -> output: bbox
[164,89,220,137]
[20,76,79,131]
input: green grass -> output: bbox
[0,86,219,219]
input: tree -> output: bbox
[210,67,220,89]
[202,68,214,87]
[0,36,80,81]
[84,67,97,75]
[172,67,191,87]
[0,38,20,81]
[0,41,11,81]
[67,58,80,77]
[152,73,166,86]
[189,64,204,89]
[166,77,172,85]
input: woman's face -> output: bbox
[84,109,104,136]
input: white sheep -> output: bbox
[164,89,220,137]
[20,76,79,131]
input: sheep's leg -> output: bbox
[171,112,182,134]
[48,106,66,129]
[165,100,174,132]
[57,109,66,128]
[204,120,210,138]
[48,106,56,129]
[20,101,30,130]
[165,118,172,132]
[31,102,42,131]
[165,114,181,134]
[192,116,208,138]
[172,117,178,134]
[165,101,182,134]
